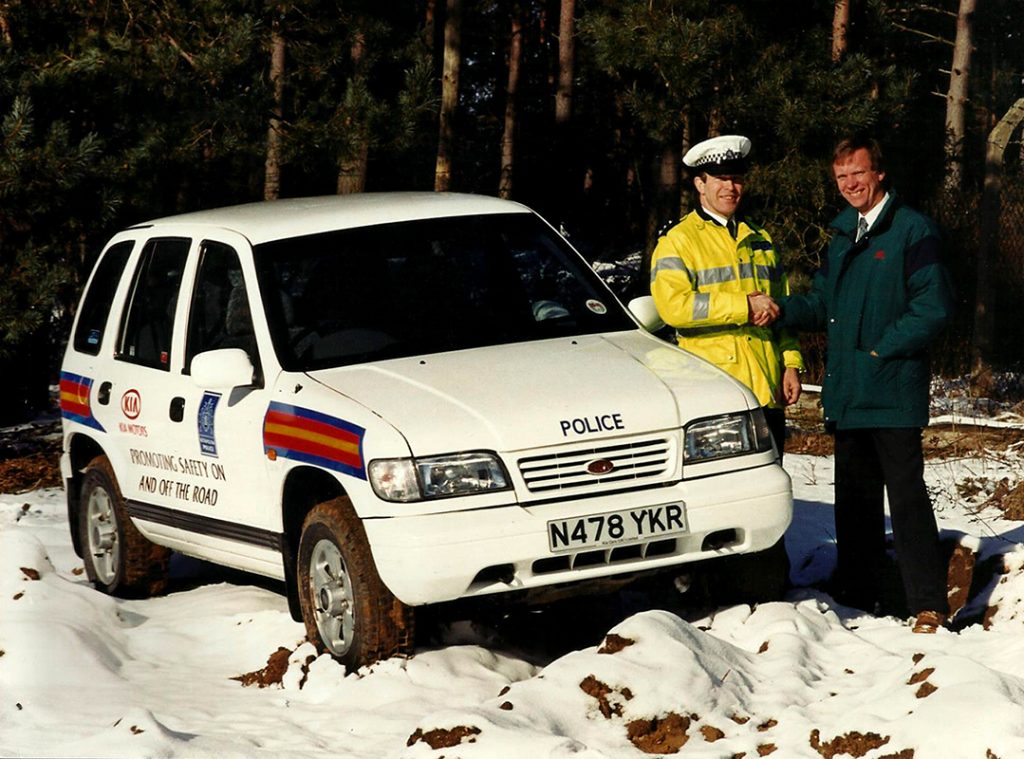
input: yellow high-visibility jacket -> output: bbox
[650,209,803,408]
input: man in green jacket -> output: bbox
[777,136,954,633]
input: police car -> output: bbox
[60,193,792,671]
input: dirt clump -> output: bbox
[406,725,481,749]
[946,542,976,617]
[809,728,893,757]
[626,712,690,754]
[700,724,725,742]
[598,633,635,654]
[907,668,934,685]
[232,647,292,688]
[580,674,633,718]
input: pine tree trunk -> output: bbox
[943,0,975,195]
[555,0,574,126]
[677,112,692,217]
[0,5,12,46]
[499,9,523,199]
[831,0,850,62]
[647,144,679,252]
[434,0,462,192]
[264,16,285,201]
[337,30,368,195]
[972,98,1024,395]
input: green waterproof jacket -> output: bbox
[779,193,953,429]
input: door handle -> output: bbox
[169,397,185,423]
[97,382,112,406]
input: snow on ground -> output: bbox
[3,445,1024,758]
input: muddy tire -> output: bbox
[706,537,790,605]
[78,456,171,597]
[297,496,414,672]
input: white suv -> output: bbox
[60,193,791,670]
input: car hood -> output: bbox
[306,331,756,455]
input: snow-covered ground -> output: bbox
[3,442,1024,757]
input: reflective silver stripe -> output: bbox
[695,265,736,286]
[757,264,775,281]
[738,262,755,279]
[692,293,710,320]
[676,323,741,337]
[651,256,694,285]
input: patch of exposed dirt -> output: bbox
[984,479,1024,521]
[626,712,691,754]
[808,729,895,758]
[783,422,1022,461]
[232,646,292,688]
[579,674,633,719]
[406,725,481,749]
[0,447,62,492]
[0,418,62,492]
[700,724,725,742]
[598,633,635,654]
[783,390,1024,461]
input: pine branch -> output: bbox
[888,21,953,46]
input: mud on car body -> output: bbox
[60,193,792,671]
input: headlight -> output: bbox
[368,451,511,502]
[683,409,774,464]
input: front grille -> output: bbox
[517,437,673,494]
[532,538,678,575]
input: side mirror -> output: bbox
[191,348,254,390]
[627,296,665,333]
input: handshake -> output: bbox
[747,292,780,327]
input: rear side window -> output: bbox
[117,238,190,370]
[185,241,258,366]
[73,241,133,355]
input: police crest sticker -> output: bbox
[198,392,221,457]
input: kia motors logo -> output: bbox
[121,389,141,419]
[586,459,615,475]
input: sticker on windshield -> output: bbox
[586,299,607,315]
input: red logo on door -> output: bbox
[121,389,141,419]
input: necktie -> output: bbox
[856,217,868,242]
[727,217,738,240]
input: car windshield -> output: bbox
[254,212,635,371]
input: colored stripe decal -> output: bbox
[263,402,367,479]
[58,371,105,432]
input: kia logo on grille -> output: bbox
[586,459,615,475]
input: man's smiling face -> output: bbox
[833,147,886,214]
[695,172,745,218]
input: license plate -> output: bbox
[547,503,687,553]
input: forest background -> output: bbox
[1,0,1021,424]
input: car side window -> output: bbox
[185,241,258,368]
[116,237,190,370]
[73,241,133,355]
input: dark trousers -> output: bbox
[764,406,786,465]
[833,427,948,615]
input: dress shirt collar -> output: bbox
[859,192,890,234]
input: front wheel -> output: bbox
[78,456,170,597]
[297,497,414,672]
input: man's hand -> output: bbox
[782,366,802,406]
[747,292,779,327]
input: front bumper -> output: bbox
[363,462,792,605]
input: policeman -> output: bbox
[650,135,803,457]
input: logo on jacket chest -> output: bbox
[874,249,886,260]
